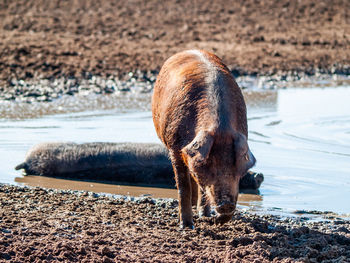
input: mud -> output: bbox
[1,184,349,262]
[1,0,350,100]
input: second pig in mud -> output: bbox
[152,50,256,228]
[15,142,263,190]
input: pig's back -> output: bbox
[152,50,247,150]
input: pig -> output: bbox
[15,142,174,186]
[15,142,263,190]
[152,50,256,228]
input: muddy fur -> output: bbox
[15,142,174,187]
[15,142,263,190]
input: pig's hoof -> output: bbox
[198,209,211,218]
[214,213,233,225]
[180,222,195,230]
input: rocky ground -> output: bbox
[1,0,350,102]
[0,184,349,262]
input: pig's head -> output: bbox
[181,130,256,223]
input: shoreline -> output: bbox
[1,72,349,104]
[1,183,349,262]
[8,181,350,221]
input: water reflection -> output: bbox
[15,176,178,199]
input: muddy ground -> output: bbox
[1,184,349,262]
[1,1,350,262]
[1,0,350,90]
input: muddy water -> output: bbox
[15,176,179,199]
[1,79,350,215]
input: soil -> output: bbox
[1,184,349,263]
[1,0,350,88]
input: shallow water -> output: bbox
[0,79,349,216]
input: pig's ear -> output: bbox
[234,133,256,173]
[182,131,214,164]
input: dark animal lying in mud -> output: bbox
[15,142,263,190]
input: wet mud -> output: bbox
[1,184,349,262]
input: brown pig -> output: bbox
[152,50,256,228]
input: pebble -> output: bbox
[1,72,349,103]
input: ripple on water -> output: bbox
[248,87,350,214]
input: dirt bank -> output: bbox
[1,184,349,262]
[1,0,350,88]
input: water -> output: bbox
[248,87,350,215]
[1,80,350,216]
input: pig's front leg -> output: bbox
[170,153,194,229]
[191,176,211,217]
[191,176,198,207]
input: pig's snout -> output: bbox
[216,200,236,214]
[215,200,236,225]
